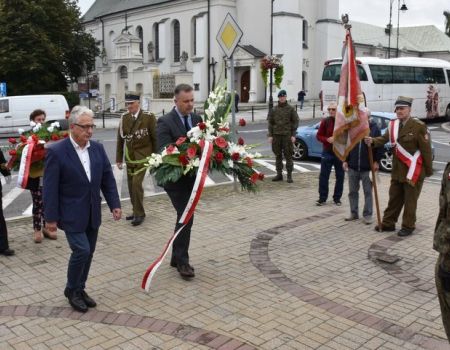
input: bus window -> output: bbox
[322,64,368,81]
[322,64,341,81]
[393,66,415,84]
[369,65,393,84]
[433,68,446,84]
[447,70,450,86]
[415,67,446,84]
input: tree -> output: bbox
[445,11,450,38]
[0,0,99,95]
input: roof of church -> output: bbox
[82,0,175,22]
[351,21,450,53]
[240,45,266,58]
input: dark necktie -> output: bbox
[183,115,191,132]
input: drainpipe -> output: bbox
[207,0,211,91]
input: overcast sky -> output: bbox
[78,0,448,31]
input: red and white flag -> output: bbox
[333,29,369,161]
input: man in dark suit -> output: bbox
[44,106,122,313]
[157,84,202,279]
[0,149,13,256]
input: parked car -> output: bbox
[293,112,434,172]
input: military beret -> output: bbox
[125,92,140,103]
[278,90,287,97]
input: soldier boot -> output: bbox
[287,172,293,183]
[272,173,283,182]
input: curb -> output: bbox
[442,122,450,133]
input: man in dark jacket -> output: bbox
[157,84,202,279]
[343,118,382,224]
[316,102,344,205]
[0,150,13,256]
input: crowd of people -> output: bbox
[0,87,449,340]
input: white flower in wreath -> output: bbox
[47,126,55,133]
[187,126,202,140]
[253,152,263,158]
[18,128,25,134]
[184,158,200,174]
[51,121,60,128]
[227,159,234,168]
[32,123,42,133]
[204,109,213,119]
[30,121,36,127]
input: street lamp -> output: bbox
[268,0,274,114]
[387,0,408,58]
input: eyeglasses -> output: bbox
[328,108,336,111]
[74,123,96,130]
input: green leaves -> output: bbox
[0,0,98,94]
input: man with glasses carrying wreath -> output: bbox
[316,102,345,206]
[116,93,157,226]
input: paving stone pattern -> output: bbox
[0,173,448,349]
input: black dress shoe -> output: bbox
[398,228,414,237]
[177,264,195,278]
[0,248,15,256]
[68,290,88,313]
[125,215,134,221]
[374,225,396,232]
[80,290,97,308]
[131,216,144,226]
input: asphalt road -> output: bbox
[0,118,448,219]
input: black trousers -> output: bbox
[0,193,9,251]
[165,186,194,266]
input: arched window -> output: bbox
[153,23,160,61]
[119,66,128,79]
[136,26,143,54]
[302,71,307,91]
[108,30,115,57]
[302,20,308,48]
[173,20,180,62]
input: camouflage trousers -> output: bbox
[272,135,294,174]
[436,253,450,342]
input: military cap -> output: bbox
[125,92,140,103]
[278,90,287,97]
[394,96,413,109]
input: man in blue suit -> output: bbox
[157,84,202,279]
[44,106,122,313]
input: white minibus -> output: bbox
[320,56,450,120]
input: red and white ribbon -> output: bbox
[389,119,423,185]
[141,140,213,292]
[16,140,36,189]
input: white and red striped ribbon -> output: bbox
[141,140,213,292]
[389,119,423,185]
[16,140,36,189]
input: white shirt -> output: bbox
[69,135,91,182]
[133,109,141,119]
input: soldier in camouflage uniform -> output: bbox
[365,96,433,236]
[434,162,450,341]
[267,90,299,183]
[116,93,157,226]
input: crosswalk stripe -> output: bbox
[293,164,311,172]
[3,187,25,209]
[254,159,277,172]
[23,204,33,216]
[113,164,124,198]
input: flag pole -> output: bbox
[368,144,382,230]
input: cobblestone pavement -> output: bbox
[1,172,449,349]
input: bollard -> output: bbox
[313,104,315,119]
[162,109,165,115]
[102,110,105,128]
[251,106,254,122]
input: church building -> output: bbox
[81,0,344,111]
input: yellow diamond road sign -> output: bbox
[217,13,243,58]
